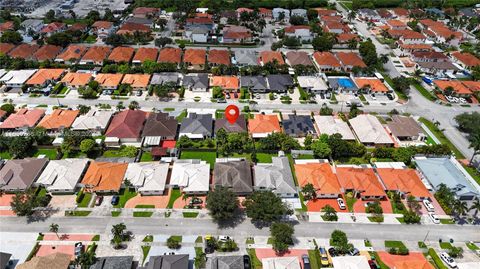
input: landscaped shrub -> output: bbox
[76,189,85,203]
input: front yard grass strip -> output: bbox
[114,187,137,208]
[345,192,357,212]
[26,242,40,261]
[256,153,275,163]
[247,249,262,269]
[36,234,44,241]
[385,241,406,249]
[170,235,182,242]
[418,241,427,248]
[412,81,436,101]
[365,240,372,247]
[246,238,254,244]
[32,148,58,160]
[66,210,91,216]
[418,117,465,159]
[143,235,153,242]
[91,235,100,241]
[428,248,448,269]
[142,246,151,265]
[175,110,187,121]
[267,237,274,244]
[439,218,455,224]
[111,211,121,217]
[183,212,199,218]
[195,236,203,243]
[167,188,182,209]
[382,73,408,100]
[133,211,153,217]
[368,216,384,223]
[140,151,153,162]
[135,205,155,208]
[77,192,92,207]
[462,165,480,185]
[369,252,390,269]
[466,242,479,250]
[308,249,321,269]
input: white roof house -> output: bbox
[169,159,210,194]
[314,115,356,140]
[0,70,37,87]
[262,257,301,269]
[72,110,114,134]
[349,114,394,146]
[332,256,370,269]
[124,162,169,195]
[297,76,329,93]
[35,159,89,193]
[0,69,7,79]
[254,156,297,198]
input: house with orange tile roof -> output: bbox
[94,73,124,90]
[336,166,386,199]
[386,20,407,30]
[313,51,342,71]
[32,45,63,62]
[133,7,160,18]
[354,78,391,94]
[0,43,15,54]
[40,22,66,37]
[336,52,367,71]
[208,49,231,66]
[8,44,40,60]
[210,76,239,90]
[121,74,151,92]
[79,46,111,65]
[433,80,472,97]
[462,81,480,93]
[105,109,147,144]
[0,21,14,33]
[248,114,281,138]
[222,25,252,44]
[80,161,128,193]
[91,21,115,39]
[294,160,343,198]
[258,8,272,18]
[284,25,312,41]
[451,51,480,70]
[393,260,434,269]
[117,22,151,35]
[108,46,135,63]
[61,72,93,89]
[55,45,88,64]
[0,109,45,132]
[375,165,430,200]
[37,109,79,132]
[132,47,158,64]
[336,33,360,45]
[26,69,65,87]
[184,49,207,70]
[158,47,182,65]
[259,51,285,66]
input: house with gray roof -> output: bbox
[215,114,247,134]
[254,156,297,197]
[282,115,316,138]
[182,73,209,92]
[20,19,44,34]
[414,156,480,201]
[386,116,426,144]
[140,254,189,269]
[179,113,213,139]
[240,76,269,93]
[0,158,48,192]
[142,112,178,146]
[150,72,181,86]
[266,74,294,93]
[357,9,380,21]
[291,9,307,19]
[273,8,290,21]
[234,50,257,67]
[125,16,154,27]
[91,256,134,269]
[206,255,246,269]
[213,159,253,194]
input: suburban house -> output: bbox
[79,46,111,65]
[35,159,89,193]
[94,73,124,90]
[121,74,151,92]
[210,76,239,91]
[336,52,367,71]
[184,49,207,70]
[414,156,479,201]
[124,162,169,195]
[141,254,189,269]
[386,19,407,30]
[0,43,15,55]
[282,114,316,138]
[0,158,48,192]
[71,110,114,135]
[61,72,93,89]
[0,69,37,88]
[248,114,281,138]
[133,48,159,64]
[433,80,472,98]
[254,156,297,198]
[285,51,314,67]
[375,163,430,200]
[55,45,88,64]
[142,112,178,146]
[336,166,386,200]
[214,114,247,134]
[222,25,252,44]
[213,159,253,195]
[349,114,394,147]
[108,46,135,63]
[419,19,463,46]
[386,115,426,145]
[182,73,209,92]
[323,21,348,34]
[132,7,160,18]
[451,51,480,70]
[291,9,307,18]
[0,109,45,134]
[313,115,356,141]
[240,76,269,93]
[8,44,40,60]
[284,25,313,42]
[105,109,147,145]
[357,8,381,21]
[37,109,79,133]
[313,52,342,72]
[117,22,151,35]
[80,161,128,193]
[234,50,258,67]
[32,45,63,62]
[178,113,213,139]
[40,22,66,37]
[297,76,328,94]
[259,51,285,65]
[90,256,134,269]
[294,159,343,199]
[262,257,301,269]
[272,8,290,21]
[150,72,181,87]
[158,47,182,65]
[169,159,210,194]
[332,256,371,269]
[16,253,71,269]
[354,78,391,95]
[266,74,294,93]
[20,19,45,35]
[91,21,115,40]
[26,68,65,87]
[208,49,231,66]
[186,27,209,43]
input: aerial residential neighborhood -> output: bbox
[0,0,480,269]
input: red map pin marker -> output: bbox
[225,105,239,124]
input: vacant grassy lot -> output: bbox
[180,150,216,169]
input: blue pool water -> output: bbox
[338,78,354,88]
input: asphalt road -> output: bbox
[1,216,479,242]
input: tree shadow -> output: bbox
[26,206,59,223]
[215,210,246,229]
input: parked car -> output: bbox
[136,90,142,96]
[337,198,346,210]
[349,248,360,256]
[217,98,226,103]
[386,93,394,100]
[328,247,337,257]
[302,254,311,269]
[111,195,120,206]
[440,252,457,268]
[369,260,380,269]
[95,196,103,206]
[319,247,329,266]
[74,242,83,257]
[423,199,435,212]
[243,255,251,269]
[218,235,230,242]
[370,94,376,100]
[428,212,440,224]
[234,92,238,98]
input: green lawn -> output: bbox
[163,108,175,112]
[369,252,390,269]
[32,148,58,160]
[418,117,465,159]
[84,35,97,43]
[180,151,216,169]
[111,211,121,217]
[412,82,436,101]
[440,218,455,224]
[142,246,151,264]
[92,235,100,241]
[102,149,137,158]
[463,165,480,185]
[340,1,353,10]
[466,242,479,250]
[143,235,153,242]
[0,151,12,159]
[440,242,453,249]
[256,153,276,163]
[428,248,448,269]
[247,249,262,269]
[66,210,91,216]
[140,151,153,162]
[382,73,408,100]
[135,205,155,208]
[246,238,254,244]
[345,192,357,212]
[183,212,199,218]
[170,235,182,242]
[167,188,182,209]
[77,192,92,208]
[385,241,406,249]
[175,110,187,121]
[113,188,137,208]
[368,216,384,223]
[133,212,153,217]
[418,242,427,248]
[308,249,321,269]
[195,236,203,243]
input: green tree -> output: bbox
[45,9,56,22]
[319,104,333,115]
[403,210,421,224]
[80,139,96,155]
[301,183,316,201]
[359,39,378,66]
[167,236,181,249]
[392,76,411,96]
[49,223,59,238]
[77,105,91,115]
[155,37,172,48]
[311,139,331,158]
[0,103,15,115]
[75,247,97,268]
[330,230,353,254]
[312,34,336,52]
[289,15,306,25]
[0,31,22,44]
[243,191,293,223]
[46,32,73,47]
[103,8,114,21]
[469,198,480,216]
[10,190,49,216]
[467,132,480,166]
[110,223,131,249]
[9,136,33,159]
[128,100,140,110]
[322,205,338,221]
[206,186,239,222]
[270,222,294,253]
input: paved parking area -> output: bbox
[173,196,206,209]
[184,91,211,102]
[353,199,393,214]
[255,248,308,266]
[306,197,349,213]
[0,194,14,206]
[378,251,433,268]
[49,195,77,209]
[43,233,94,241]
[124,192,170,209]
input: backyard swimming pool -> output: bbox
[338,78,354,88]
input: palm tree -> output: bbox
[453,200,469,218]
[468,132,480,165]
[470,198,480,216]
[75,248,96,268]
[322,205,338,221]
[49,223,59,239]
[348,11,356,22]
[379,54,389,64]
